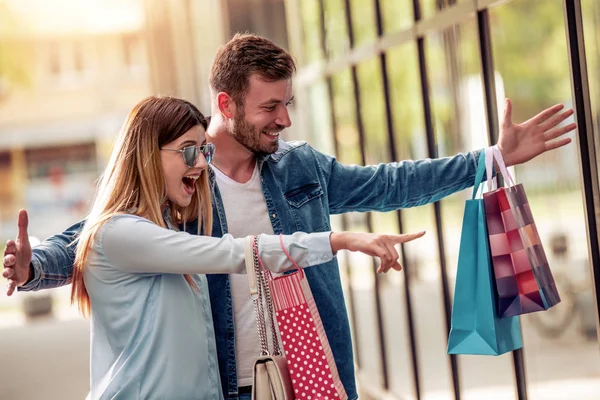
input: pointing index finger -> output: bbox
[398,230,426,243]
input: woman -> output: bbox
[72,96,424,399]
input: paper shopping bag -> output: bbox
[483,146,560,318]
[255,236,348,399]
[448,149,523,355]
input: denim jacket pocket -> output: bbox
[284,183,328,232]
[285,183,323,208]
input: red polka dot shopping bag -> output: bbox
[254,235,348,400]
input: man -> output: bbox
[3,33,575,399]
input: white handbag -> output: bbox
[244,235,294,400]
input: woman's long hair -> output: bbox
[72,96,213,316]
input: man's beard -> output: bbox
[232,111,282,156]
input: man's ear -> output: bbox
[217,92,235,119]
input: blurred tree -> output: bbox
[491,0,572,123]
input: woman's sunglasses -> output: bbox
[162,143,215,167]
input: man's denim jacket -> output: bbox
[22,140,483,400]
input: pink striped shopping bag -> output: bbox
[255,236,348,400]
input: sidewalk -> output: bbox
[0,312,89,400]
[352,281,600,400]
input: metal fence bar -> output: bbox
[413,0,462,398]
[563,0,600,343]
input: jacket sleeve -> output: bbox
[310,145,484,214]
[98,215,333,275]
[19,220,83,292]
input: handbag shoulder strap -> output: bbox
[244,235,259,297]
[246,235,269,356]
[252,236,282,356]
[246,235,282,356]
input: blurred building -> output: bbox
[0,0,150,238]
[0,0,299,240]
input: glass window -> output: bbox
[420,0,469,20]
[420,0,438,20]
[327,69,364,390]
[387,43,426,162]
[356,57,388,165]
[426,19,517,398]
[331,65,386,386]
[349,0,377,46]
[25,143,97,179]
[323,0,350,59]
[380,0,414,33]
[331,69,362,164]
[306,79,336,155]
[357,55,408,391]
[225,0,289,49]
[299,0,324,63]
[426,21,487,282]
[491,0,600,398]
[24,143,98,239]
[583,0,600,183]
[386,41,442,400]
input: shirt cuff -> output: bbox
[302,231,334,265]
[259,231,334,268]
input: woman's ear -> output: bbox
[217,92,235,119]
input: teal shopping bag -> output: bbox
[447,149,523,355]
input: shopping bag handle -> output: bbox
[254,234,305,281]
[472,149,487,200]
[278,234,303,276]
[485,145,515,188]
[492,145,515,187]
[485,146,498,192]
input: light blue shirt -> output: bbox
[84,214,333,400]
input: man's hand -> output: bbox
[497,98,576,167]
[3,209,33,296]
[330,230,426,273]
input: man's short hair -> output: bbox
[209,33,296,105]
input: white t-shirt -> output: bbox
[211,163,277,387]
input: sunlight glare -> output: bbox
[5,0,144,34]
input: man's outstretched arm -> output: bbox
[321,99,575,214]
[3,210,82,295]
